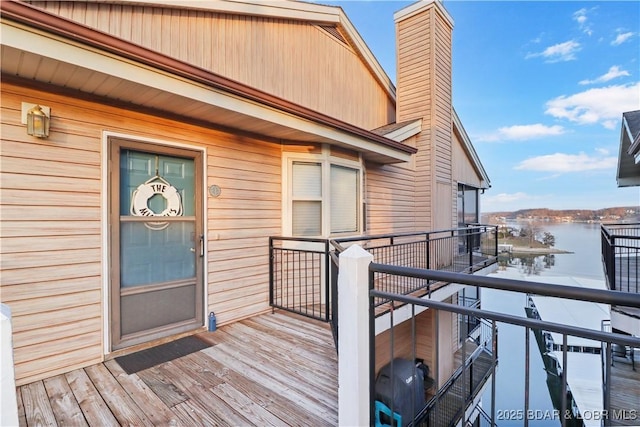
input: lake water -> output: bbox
[481,222,604,426]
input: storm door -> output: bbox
[110,139,203,350]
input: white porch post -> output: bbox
[1,304,19,427]
[338,244,373,427]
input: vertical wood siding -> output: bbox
[27,1,394,131]
[453,132,484,188]
[1,82,282,384]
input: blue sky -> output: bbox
[317,1,640,212]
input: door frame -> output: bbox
[101,131,208,354]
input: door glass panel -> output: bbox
[120,221,195,287]
[120,151,195,216]
[119,150,196,288]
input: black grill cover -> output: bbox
[375,358,426,426]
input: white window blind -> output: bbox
[330,165,358,233]
[292,162,321,197]
[292,162,322,236]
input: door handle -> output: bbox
[199,234,205,257]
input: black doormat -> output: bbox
[115,335,211,375]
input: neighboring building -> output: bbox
[0,3,492,418]
[605,109,640,338]
[616,110,640,188]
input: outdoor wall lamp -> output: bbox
[22,102,51,138]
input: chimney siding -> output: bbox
[396,2,454,231]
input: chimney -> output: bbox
[395,0,455,231]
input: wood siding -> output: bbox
[365,160,417,234]
[453,132,484,188]
[396,5,454,232]
[26,1,395,131]
[1,81,283,385]
[374,298,458,389]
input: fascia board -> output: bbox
[2,19,411,163]
[453,109,491,188]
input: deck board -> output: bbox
[42,375,88,426]
[610,355,640,426]
[16,311,338,426]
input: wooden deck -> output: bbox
[16,311,338,427]
[610,352,640,426]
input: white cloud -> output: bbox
[579,65,630,85]
[612,31,635,46]
[477,124,566,142]
[526,40,581,63]
[515,152,617,173]
[573,8,593,36]
[545,82,640,129]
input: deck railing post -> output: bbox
[337,244,373,427]
[1,304,19,427]
[269,237,274,308]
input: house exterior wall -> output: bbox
[453,131,484,189]
[25,1,395,131]
[1,81,283,385]
[1,0,489,388]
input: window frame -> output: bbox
[282,145,364,238]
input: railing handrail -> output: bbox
[333,224,497,246]
[601,222,640,239]
[371,288,640,348]
[371,262,640,309]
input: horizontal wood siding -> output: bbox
[365,160,417,234]
[1,80,283,384]
[28,1,394,130]
[1,86,104,385]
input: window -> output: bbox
[330,165,359,233]
[457,184,479,227]
[285,147,362,237]
[292,161,322,236]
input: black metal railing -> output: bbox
[601,223,640,293]
[369,265,640,427]
[269,225,498,353]
[269,237,331,322]
[269,225,498,324]
[420,317,496,427]
[337,225,498,309]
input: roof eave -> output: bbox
[1,0,415,164]
[452,109,491,189]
